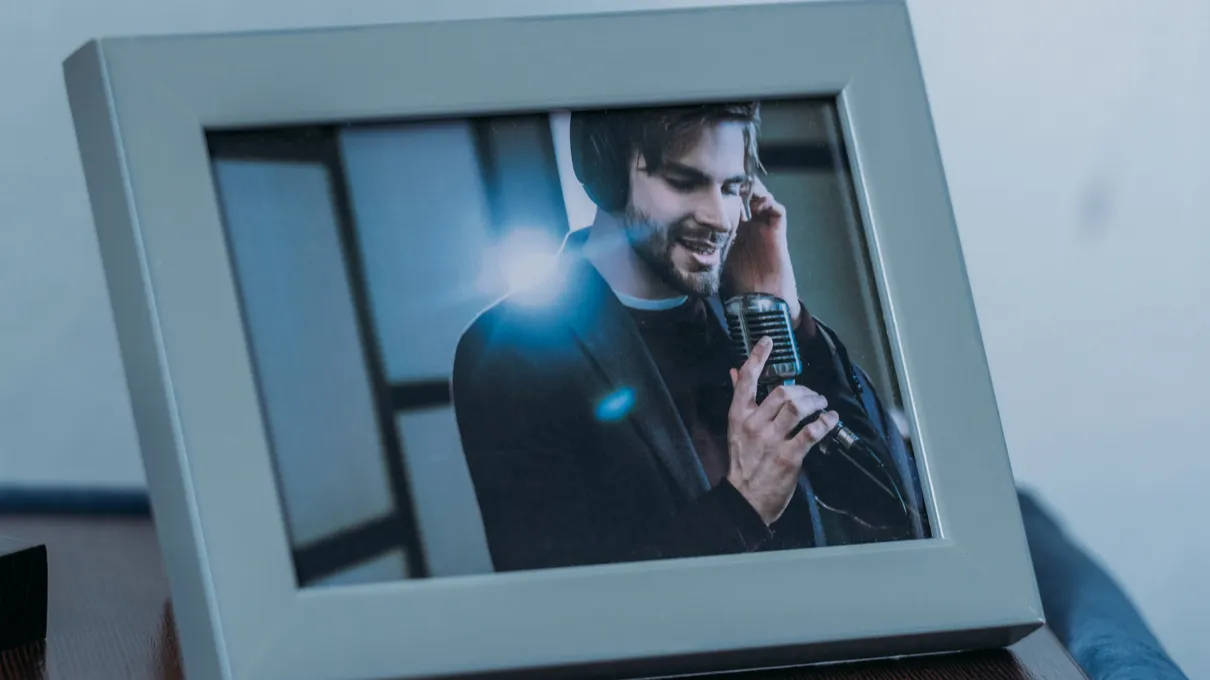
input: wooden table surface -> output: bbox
[0,514,1088,680]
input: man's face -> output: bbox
[622,122,751,298]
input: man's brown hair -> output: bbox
[569,102,763,213]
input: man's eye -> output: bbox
[666,178,696,192]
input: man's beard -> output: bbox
[621,206,732,298]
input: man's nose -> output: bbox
[694,188,731,232]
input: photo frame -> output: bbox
[63,2,1044,679]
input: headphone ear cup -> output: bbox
[569,112,628,213]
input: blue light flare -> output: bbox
[595,387,636,422]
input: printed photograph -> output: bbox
[206,97,931,587]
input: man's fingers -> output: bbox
[730,336,772,416]
[747,384,791,428]
[751,176,769,196]
[745,178,786,224]
[786,410,840,460]
[770,392,829,438]
[744,336,773,378]
[751,385,820,427]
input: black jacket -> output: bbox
[452,229,927,573]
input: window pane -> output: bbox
[310,548,410,587]
[393,407,492,577]
[213,159,395,546]
[339,123,499,383]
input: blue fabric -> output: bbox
[1018,488,1188,680]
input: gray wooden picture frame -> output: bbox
[63,2,1044,679]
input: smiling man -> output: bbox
[451,102,924,573]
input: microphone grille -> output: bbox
[723,294,803,383]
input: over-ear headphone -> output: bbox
[569,110,632,214]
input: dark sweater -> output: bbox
[625,297,733,488]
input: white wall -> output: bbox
[0,0,1204,676]
[907,4,1210,677]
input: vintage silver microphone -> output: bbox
[723,293,858,455]
[724,294,912,514]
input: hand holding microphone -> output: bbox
[724,294,861,456]
[724,336,840,526]
[725,294,908,511]
[721,182,907,520]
